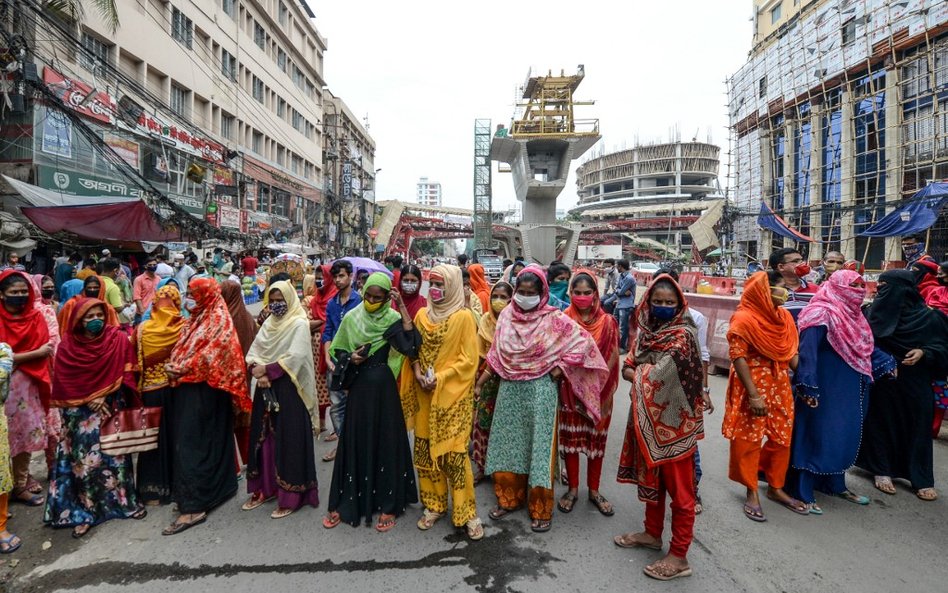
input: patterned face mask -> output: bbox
[269,301,288,317]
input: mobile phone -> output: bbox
[357,343,371,356]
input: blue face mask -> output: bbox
[651,305,677,320]
[85,319,105,335]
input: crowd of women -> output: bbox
[0,255,944,583]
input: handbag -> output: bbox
[99,400,162,456]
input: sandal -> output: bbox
[613,532,662,550]
[836,490,870,505]
[241,493,275,511]
[766,492,809,515]
[322,511,341,529]
[488,506,519,520]
[71,524,92,539]
[375,514,397,532]
[466,517,484,541]
[742,503,767,522]
[11,487,43,507]
[324,433,338,442]
[322,448,337,462]
[130,507,148,520]
[588,492,615,517]
[26,476,43,495]
[161,513,207,536]
[557,492,578,513]
[874,476,896,495]
[805,502,823,515]
[916,488,938,501]
[530,519,552,533]
[416,508,443,531]
[644,561,693,581]
[0,533,21,554]
[271,507,295,519]
[694,496,704,515]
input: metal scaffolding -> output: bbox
[473,119,493,250]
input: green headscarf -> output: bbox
[329,272,404,378]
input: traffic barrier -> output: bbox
[704,276,737,295]
[685,293,741,373]
[678,271,701,293]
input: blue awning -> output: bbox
[757,202,814,242]
[858,183,948,237]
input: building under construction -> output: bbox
[728,0,948,268]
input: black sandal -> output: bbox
[589,493,615,517]
[162,513,207,536]
[557,492,578,513]
[488,506,519,520]
[531,519,552,533]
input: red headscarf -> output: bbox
[168,277,250,411]
[467,263,491,311]
[51,298,137,407]
[564,269,619,426]
[394,268,427,320]
[221,280,258,356]
[0,270,52,405]
[309,264,337,323]
[727,272,798,362]
[798,269,873,376]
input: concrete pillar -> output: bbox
[759,129,774,264]
[675,142,682,191]
[883,69,903,265]
[808,108,823,260]
[782,120,796,249]
[839,89,856,260]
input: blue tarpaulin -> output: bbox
[858,182,948,237]
[757,202,815,242]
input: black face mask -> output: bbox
[145,266,158,273]
[84,289,99,298]
[4,295,28,309]
[41,289,55,300]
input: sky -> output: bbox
[310,1,754,213]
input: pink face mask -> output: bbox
[429,287,444,302]
[571,294,595,309]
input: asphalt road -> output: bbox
[3,297,947,593]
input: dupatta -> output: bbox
[0,270,52,406]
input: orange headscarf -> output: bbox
[727,272,798,362]
[467,263,490,311]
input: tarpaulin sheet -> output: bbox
[757,201,814,242]
[21,201,179,242]
[858,183,948,237]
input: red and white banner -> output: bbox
[43,67,117,125]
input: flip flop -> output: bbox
[322,512,341,529]
[0,533,21,554]
[488,506,520,520]
[323,433,338,442]
[613,533,662,550]
[375,514,397,533]
[743,503,767,522]
[916,488,938,501]
[130,508,148,520]
[530,519,552,533]
[588,493,615,517]
[71,525,92,539]
[643,562,693,581]
[836,490,870,505]
[322,448,337,462]
[557,492,578,513]
[766,493,809,515]
[805,502,823,515]
[11,488,43,507]
[874,476,896,495]
[162,513,207,536]
[241,493,275,511]
[271,507,295,519]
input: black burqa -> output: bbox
[857,270,948,490]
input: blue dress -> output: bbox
[787,326,896,503]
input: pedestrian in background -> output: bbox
[602,260,636,353]
[0,343,21,553]
[321,260,361,462]
[471,281,512,483]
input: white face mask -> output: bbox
[514,293,541,311]
[401,281,419,293]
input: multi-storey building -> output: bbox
[729,0,948,267]
[416,177,442,207]
[0,0,372,253]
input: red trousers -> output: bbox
[728,437,790,490]
[643,454,696,559]
[564,453,604,491]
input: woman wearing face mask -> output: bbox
[401,265,484,540]
[471,281,513,483]
[0,271,54,506]
[614,275,703,581]
[481,266,608,533]
[37,275,58,310]
[323,273,419,532]
[133,284,186,505]
[922,261,948,435]
[243,281,319,519]
[546,263,572,311]
[307,265,336,437]
[0,343,21,552]
[467,264,491,312]
[58,275,119,333]
[30,275,62,477]
[58,278,83,312]
[461,270,483,318]
[394,264,426,320]
[162,278,250,535]
[856,270,948,501]
[558,271,619,517]
[722,271,803,521]
[45,298,146,538]
[786,270,896,513]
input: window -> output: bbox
[292,110,304,133]
[759,76,767,98]
[252,130,263,154]
[842,18,856,46]
[252,76,264,102]
[291,155,302,175]
[170,84,190,119]
[221,49,237,81]
[79,33,112,77]
[278,2,288,26]
[770,3,781,25]
[221,113,234,140]
[222,0,235,18]
[171,8,193,49]
[254,22,265,49]
[277,48,287,72]
[277,98,286,118]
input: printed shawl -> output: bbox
[136,284,185,392]
[168,277,250,412]
[564,271,620,428]
[618,275,704,501]
[486,266,608,425]
[247,281,317,412]
[727,271,798,362]
[0,270,52,406]
[51,298,137,407]
[330,272,404,378]
[221,280,258,356]
[798,269,873,377]
[467,263,491,311]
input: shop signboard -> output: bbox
[36,165,144,198]
[42,67,116,125]
[119,110,226,164]
[167,193,205,217]
[103,133,140,168]
[40,109,72,158]
[218,204,241,230]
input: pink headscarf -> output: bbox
[486,265,609,424]
[797,269,873,377]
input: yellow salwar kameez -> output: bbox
[401,304,480,527]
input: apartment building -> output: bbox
[416,177,442,207]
